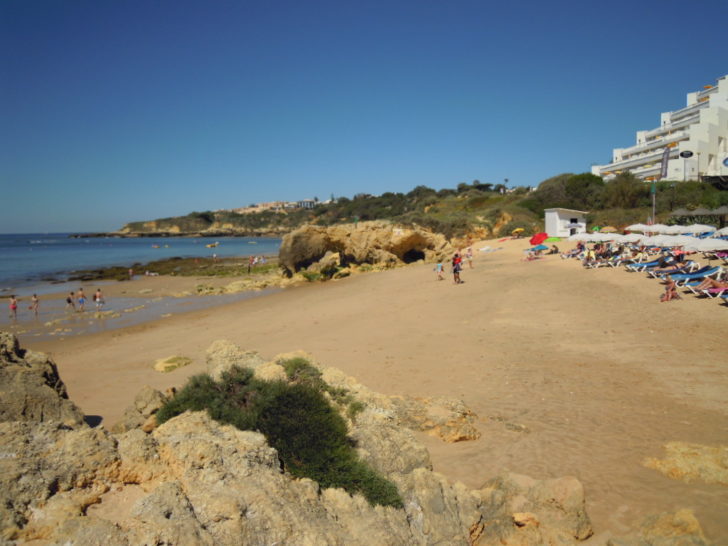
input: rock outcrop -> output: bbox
[643,442,728,486]
[0,333,709,544]
[278,221,453,276]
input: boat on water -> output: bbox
[248,241,257,244]
[151,244,160,249]
[206,242,220,248]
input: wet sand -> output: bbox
[18,239,728,541]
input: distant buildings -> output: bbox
[592,75,728,183]
[230,198,320,215]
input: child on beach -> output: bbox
[466,247,473,269]
[66,292,76,311]
[8,295,18,319]
[435,261,444,280]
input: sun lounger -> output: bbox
[703,287,728,299]
[648,261,697,279]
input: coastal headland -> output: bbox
[7,236,728,541]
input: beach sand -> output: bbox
[20,238,728,541]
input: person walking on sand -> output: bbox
[66,291,76,311]
[77,288,87,312]
[8,295,18,319]
[466,247,474,269]
[452,253,463,284]
[94,288,105,310]
[435,260,444,281]
[29,294,39,317]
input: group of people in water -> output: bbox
[7,288,106,321]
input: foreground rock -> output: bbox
[0,333,709,544]
[279,221,453,276]
[643,442,728,486]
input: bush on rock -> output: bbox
[156,364,403,508]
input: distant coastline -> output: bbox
[69,230,285,238]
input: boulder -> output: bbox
[643,441,728,486]
[205,339,265,381]
[0,333,84,426]
[111,385,168,434]
[607,509,708,546]
[279,221,453,276]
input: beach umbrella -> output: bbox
[529,232,548,245]
[661,225,685,234]
[681,224,717,234]
[711,227,728,237]
[665,235,703,248]
[600,226,618,233]
[591,226,601,232]
[511,228,524,234]
[711,205,728,215]
[625,223,649,232]
[640,236,663,247]
[531,244,549,251]
[695,238,728,252]
[646,224,669,233]
[620,233,644,243]
[545,237,561,242]
[690,207,714,216]
[568,233,592,242]
[670,208,692,216]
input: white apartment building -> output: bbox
[592,75,728,183]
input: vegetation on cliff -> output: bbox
[121,174,728,239]
[156,362,403,508]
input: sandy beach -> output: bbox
[14,238,728,541]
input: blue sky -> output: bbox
[1,0,726,233]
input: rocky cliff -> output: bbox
[279,221,453,276]
[0,333,709,545]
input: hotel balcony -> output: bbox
[601,148,679,175]
[619,132,686,158]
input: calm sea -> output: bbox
[0,233,281,290]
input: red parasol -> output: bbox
[529,232,548,245]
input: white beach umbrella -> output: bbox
[640,236,662,247]
[625,223,649,232]
[646,224,670,233]
[662,225,687,234]
[568,233,591,242]
[695,238,728,252]
[667,235,703,248]
[711,226,728,237]
[682,224,717,234]
[620,233,644,244]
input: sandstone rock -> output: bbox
[0,333,84,426]
[473,472,593,544]
[643,441,728,486]
[111,385,168,434]
[390,395,481,443]
[279,221,453,276]
[607,509,708,546]
[307,250,341,275]
[205,339,265,380]
[153,355,192,373]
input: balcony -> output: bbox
[601,148,679,174]
[670,100,709,122]
[621,133,686,157]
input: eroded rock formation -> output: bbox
[278,221,453,276]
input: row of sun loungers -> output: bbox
[565,245,726,305]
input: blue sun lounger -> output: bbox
[671,266,723,292]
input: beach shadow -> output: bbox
[84,415,103,428]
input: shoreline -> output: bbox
[11,237,728,540]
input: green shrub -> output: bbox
[156,365,402,508]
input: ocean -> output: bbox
[0,233,281,291]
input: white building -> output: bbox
[592,75,728,182]
[544,208,588,237]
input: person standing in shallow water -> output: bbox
[66,291,75,311]
[94,289,104,310]
[8,295,18,319]
[29,294,39,317]
[77,288,87,312]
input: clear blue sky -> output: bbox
[1,0,726,233]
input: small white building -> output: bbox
[544,208,588,237]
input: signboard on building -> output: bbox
[659,147,670,180]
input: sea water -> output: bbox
[0,233,281,290]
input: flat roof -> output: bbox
[544,208,589,215]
